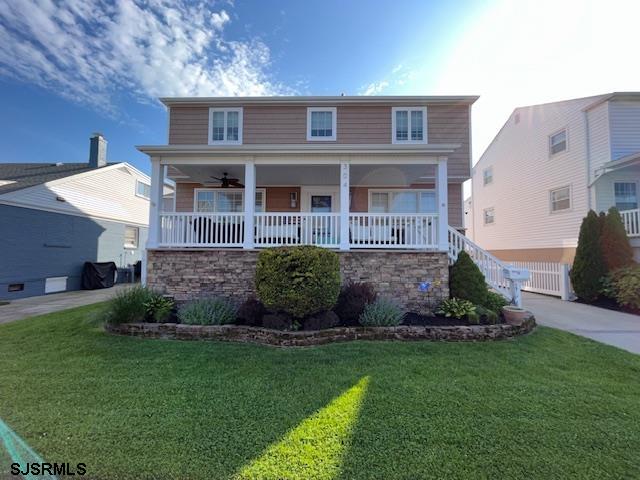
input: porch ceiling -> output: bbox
[168,164,439,187]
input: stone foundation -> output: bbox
[147,248,449,314]
[106,317,536,347]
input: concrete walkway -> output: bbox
[0,284,131,325]
[523,292,640,354]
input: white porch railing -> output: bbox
[349,214,438,249]
[448,227,526,305]
[621,208,640,237]
[511,261,572,300]
[255,213,340,248]
[160,213,244,247]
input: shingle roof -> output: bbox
[0,163,113,195]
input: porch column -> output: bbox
[147,157,163,249]
[436,157,449,252]
[243,160,256,249]
[339,161,350,250]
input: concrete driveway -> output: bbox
[523,292,640,354]
[0,284,131,325]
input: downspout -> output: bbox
[584,110,592,211]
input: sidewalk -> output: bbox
[0,284,130,325]
[523,292,640,354]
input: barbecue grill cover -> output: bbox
[81,261,117,290]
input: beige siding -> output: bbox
[0,165,150,225]
[489,247,576,264]
[168,103,471,178]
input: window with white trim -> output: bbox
[483,207,495,225]
[208,108,242,144]
[124,226,139,249]
[368,190,436,213]
[194,189,265,213]
[549,129,567,155]
[614,182,638,210]
[550,186,571,212]
[392,107,427,143]
[307,107,336,141]
[135,180,151,199]
[483,167,493,186]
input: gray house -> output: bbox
[0,134,152,299]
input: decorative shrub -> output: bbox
[102,286,155,325]
[255,246,341,318]
[359,298,404,327]
[302,311,340,331]
[601,207,634,272]
[334,282,377,326]
[475,305,499,324]
[178,298,236,325]
[437,298,476,319]
[483,291,508,313]
[143,295,174,323]
[449,251,489,306]
[236,297,266,326]
[571,210,607,301]
[608,266,640,310]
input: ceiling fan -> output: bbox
[205,172,244,188]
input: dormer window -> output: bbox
[307,107,336,141]
[392,107,427,143]
[208,108,242,145]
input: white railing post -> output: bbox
[437,158,448,252]
[243,161,256,249]
[147,157,163,249]
[339,162,350,251]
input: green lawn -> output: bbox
[0,305,639,479]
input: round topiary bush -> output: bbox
[255,246,341,318]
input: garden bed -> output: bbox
[105,316,536,347]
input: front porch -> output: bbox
[147,153,457,252]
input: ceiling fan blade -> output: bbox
[229,181,244,188]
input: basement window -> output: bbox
[124,226,139,249]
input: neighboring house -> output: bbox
[0,134,153,299]
[471,92,640,263]
[136,95,523,312]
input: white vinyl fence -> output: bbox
[510,261,573,300]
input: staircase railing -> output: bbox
[448,227,526,306]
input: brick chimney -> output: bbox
[89,133,107,168]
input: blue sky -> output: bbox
[0,0,638,191]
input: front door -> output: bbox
[301,187,339,245]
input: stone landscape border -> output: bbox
[106,317,536,347]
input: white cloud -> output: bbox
[360,80,389,96]
[0,0,289,115]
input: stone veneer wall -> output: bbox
[147,249,449,314]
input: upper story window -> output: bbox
[135,180,151,199]
[549,129,567,155]
[614,182,638,211]
[392,107,427,144]
[550,185,571,212]
[483,207,495,225]
[209,108,243,145]
[483,167,493,186]
[307,107,336,141]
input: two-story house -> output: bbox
[0,134,156,299]
[470,92,640,264]
[137,95,505,312]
